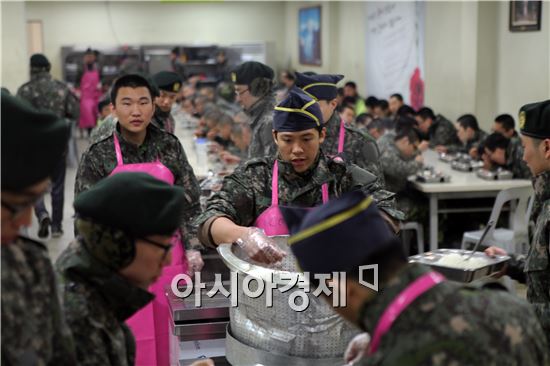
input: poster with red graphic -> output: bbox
[365,2,425,110]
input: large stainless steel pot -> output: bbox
[217,236,359,362]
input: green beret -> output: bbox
[1,90,69,191]
[74,172,186,237]
[519,100,550,139]
[153,71,182,93]
[231,61,274,85]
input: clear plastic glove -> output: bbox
[235,227,286,265]
[186,249,204,276]
[344,332,371,365]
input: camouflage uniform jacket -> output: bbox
[323,111,385,186]
[56,239,153,366]
[152,108,176,134]
[75,123,201,244]
[449,129,488,155]
[377,130,396,155]
[504,139,532,179]
[90,115,117,144]
[246,95,277,159]
[526,171,550,340]
[427,114,459,148]
[1,237,76,365]
[196,153,404,247]
[17,71,79,123]
[357,264,550,366]
[379,142,422,194]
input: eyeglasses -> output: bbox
[140,237,173,259]
[1,192,46,221]
[235,88,249,96]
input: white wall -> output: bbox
[24,1,286,80]
[1,2,28,93]
[495,1,550,118]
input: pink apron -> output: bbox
[368,272,445,355]
[254,160,330,236]
[338,118,346,153]
[79,67,100,129]
[109,133,188,366]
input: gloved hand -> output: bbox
[186,249,204,277]
[344,332,371,365]
[235,227,286,265]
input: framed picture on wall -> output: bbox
[299,6,322,66]
[509,0,542,32]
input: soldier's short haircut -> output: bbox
[376,99,389,110]
[110,74,156,105]
[356,113,372,126]
[365,96,378,109]
[395,116,418,133]
[217,113,233,127]
[396,105,416,118]
[495,114,515,131]
[416,107,436,121]
[457,114,480,131]
[484,132,510,152]
[367,118,386,132]
[390,93,403,102]
[344,81,357,89]
[231,122,250,138]
[394,127,420,144]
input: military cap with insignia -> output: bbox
[280,191,399,275]
[153,71,182,93]
[74,172,186,238]
[231,61,274,85]
[1,90,70,191]
[273,87,323,132]
[519,100,550,139]
[30,53,51,69]
[294,72,344,101]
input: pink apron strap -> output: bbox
[113,133,124,166]
[271,161,279,206]
[368,271,445,355]
[338,119,346,153]
[321,183,329,203]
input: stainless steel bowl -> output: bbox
[217,236,359,360]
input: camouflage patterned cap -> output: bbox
[1,90,70,190]
[519,100,550,139]
[74,172,186,237]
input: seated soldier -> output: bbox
[373,99,392,120]
[211,112,234,149]
[56,173,213,366]
[448,114,488,157]
[220,122,251,165]
[366,118,386,141]
[415,106,459,151]
[280,192,550,366]
[481,132,532,179]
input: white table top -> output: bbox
[174,126,209,179]
[409,150,532,194]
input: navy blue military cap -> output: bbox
[519,100,550,139]
[280,191,398,274]
[231,61,274,85]
[273,87,323,132]
[153,71,182,93]
[294,72,344,101]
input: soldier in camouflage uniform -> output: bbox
[416,107,460,152]
[280,191,550,366]
[486,100,550,345]
[1,91,77,365]
[56,173,211,366]
[151,71,181,133]
[17,53,80,238]
[232,61,278,159]
[481,132,532,179]
[449,114,488,156]
[196,89,403,264]
[294,72,385,186]
[75,74,203,262]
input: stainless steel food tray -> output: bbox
[409,248,510,282]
